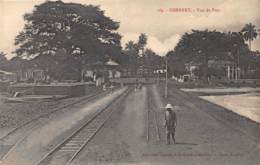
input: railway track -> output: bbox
[36,87,132,165]
[0,88,124,161]
[0,89,112,142]
[146,86,160,142]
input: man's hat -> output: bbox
[165,103,173,109]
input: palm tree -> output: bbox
[137,33,147,56]
[125,41,135,51]
[125,40,139,56]
[241,23,258,50]
[124,41,139,76]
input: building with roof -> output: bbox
[0,69,17,82]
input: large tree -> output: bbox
[14,1,121,80]
[241,23,258,50]
[144,49,163,68]
[172,29,250,81]
[142,48,163,77]
[0,52,12,71]
[166,51,187,77]
[227,32,252,74]
[122,34,160,77]
[254,53,260,78]
[122,41,139,76]
[0,52,8,69]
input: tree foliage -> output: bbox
[14,1,121,79]
[137,33,147,56]
[0,52,12,70]
[166,51,187,77]
[170,29,251,80]
[122,40,139,75]
[0,52,7,68]
[241,23,258,50]
[122,34,162,77]
[143,48,163,71]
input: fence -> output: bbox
[109,77,156,84]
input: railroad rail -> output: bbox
[146,86,160,142]
[0,88,122,161]
[36,87,132,165]
[0,89,113,142]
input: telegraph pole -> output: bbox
[165,56,168,98]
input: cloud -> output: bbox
[121,32,181,56]
[0,0,260,59]
[147,34,182,55]
[120,0,260,53]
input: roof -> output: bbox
[0,70,15,75]
[106,59,119,66]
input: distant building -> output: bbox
[184,58,236,81]
[185,62,200,80]
[0,70,17,82]
[208,60,233,68]
[106,59,121,78]
[16,69,45,82]
[208,60,235,80]
[82,59,122,86]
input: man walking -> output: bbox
[164,103,177,144]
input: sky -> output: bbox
[0,0,260,59]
